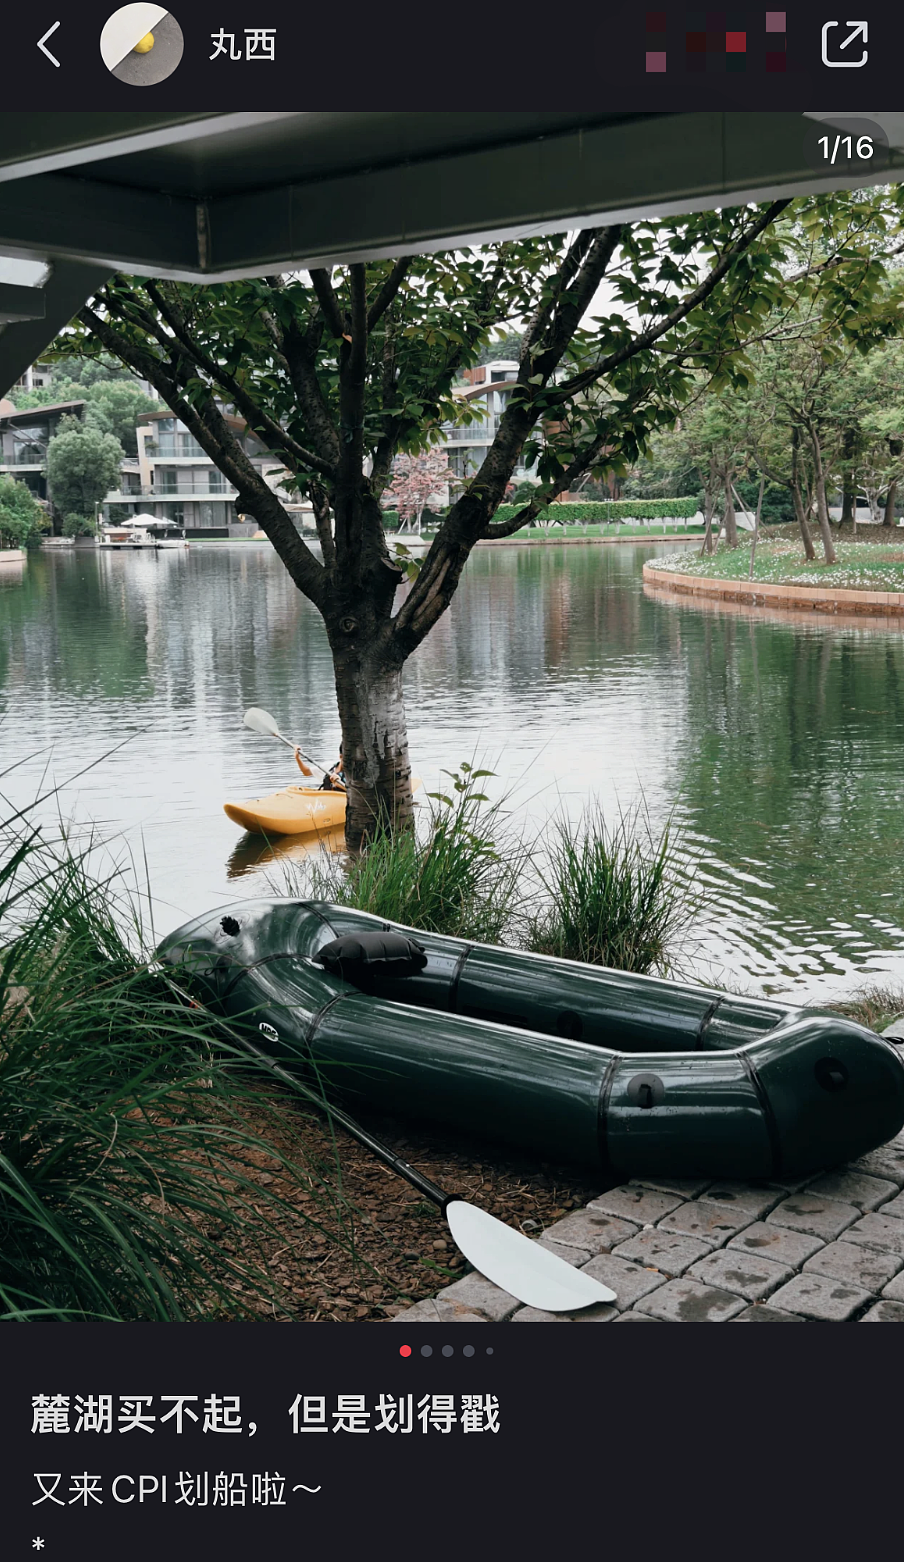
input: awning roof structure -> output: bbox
[1,108,902,396]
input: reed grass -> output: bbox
[302,765,529,942]
[822,982,904,1035]
[0,809,355,1322]
[526,804,695,974]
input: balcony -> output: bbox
[104,485,234,503]
[146,436,208,459]
[441,414,498,443]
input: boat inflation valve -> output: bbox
[315,932,428,985]
[627,1073,665,1110]
[220,916,241,937]
[815,1057,849,1092]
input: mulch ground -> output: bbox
[227,1085,604,1322]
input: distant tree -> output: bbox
[61,512,98,538]
[0,473,45,548]
[8,381,88,411]
[84,382,157,456]
[833,340,904,525]
[385,449,454,533]
[46,417,124,522]
[64,354,137,389]
[11,359,155,455]
[477,330,523,365]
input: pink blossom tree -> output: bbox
[386,448,454,533]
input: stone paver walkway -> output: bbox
[394,1021,904,1324]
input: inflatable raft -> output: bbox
[224,779,422,836]
[159,899,904,1181]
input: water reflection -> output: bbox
[1,542,902,1003]
[226,825,346,880]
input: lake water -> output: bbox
[2,541,903,1004]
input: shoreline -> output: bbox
[474,530,703,548]
[643,561,904,619]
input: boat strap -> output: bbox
[299,902,340,934]
[216,951,305,1003]
[695,998,722,1048]
[738,1050,783,1180]
[596,1054,619,1181]
[305,988,369,1049]
[448,945,473,1013]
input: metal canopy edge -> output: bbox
[2,113,900,285]
[0,261,113,400]
[0,109,899,396]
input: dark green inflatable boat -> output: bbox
[159,899,904,1181]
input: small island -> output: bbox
[644,533,904,617]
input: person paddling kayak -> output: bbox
[318,750,346,791]
[293,747,345,789]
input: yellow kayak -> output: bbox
[224,779,421,836]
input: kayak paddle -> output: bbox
[243,707,330,777]
[201,1011,617,1314]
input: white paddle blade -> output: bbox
[445,1201,617,1313]
[243,707,281,738]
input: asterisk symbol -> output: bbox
[32,1542,45,1552]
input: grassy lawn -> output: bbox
[648,536,904,593]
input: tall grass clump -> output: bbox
[823,982,904,1035]
[527,804,696,974]
[303,764,528,942]
[0,810,353,1322]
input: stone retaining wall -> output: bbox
[643,562,904,617]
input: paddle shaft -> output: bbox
[208,1015,451,1209]
[269,729,332,776]
[164,977,618,1311]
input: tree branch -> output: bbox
[309,269,344,339]
[310,482,336,569]
[339,265,368,481]
[281,310,341,467]
[521,228,600,355]
[142,280,334,479]
[78,302,328,610]
[548,200,792,405]
[367,257,413,332]
[484,433,611,538]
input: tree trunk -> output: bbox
[790,429,816,560]
[748,473,765,580]
[329,640,415,847]
[721,475,739,549]
[809,428,837,565]
[790,483,817,560]
[840,425,857,523]
[700,486,716,556]
[883,478,897,526]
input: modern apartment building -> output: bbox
[103,409,308,537]
[441,360,538,486]
[0,398,87,502]
[12,360,55,393]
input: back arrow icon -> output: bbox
[38,21,61,67]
